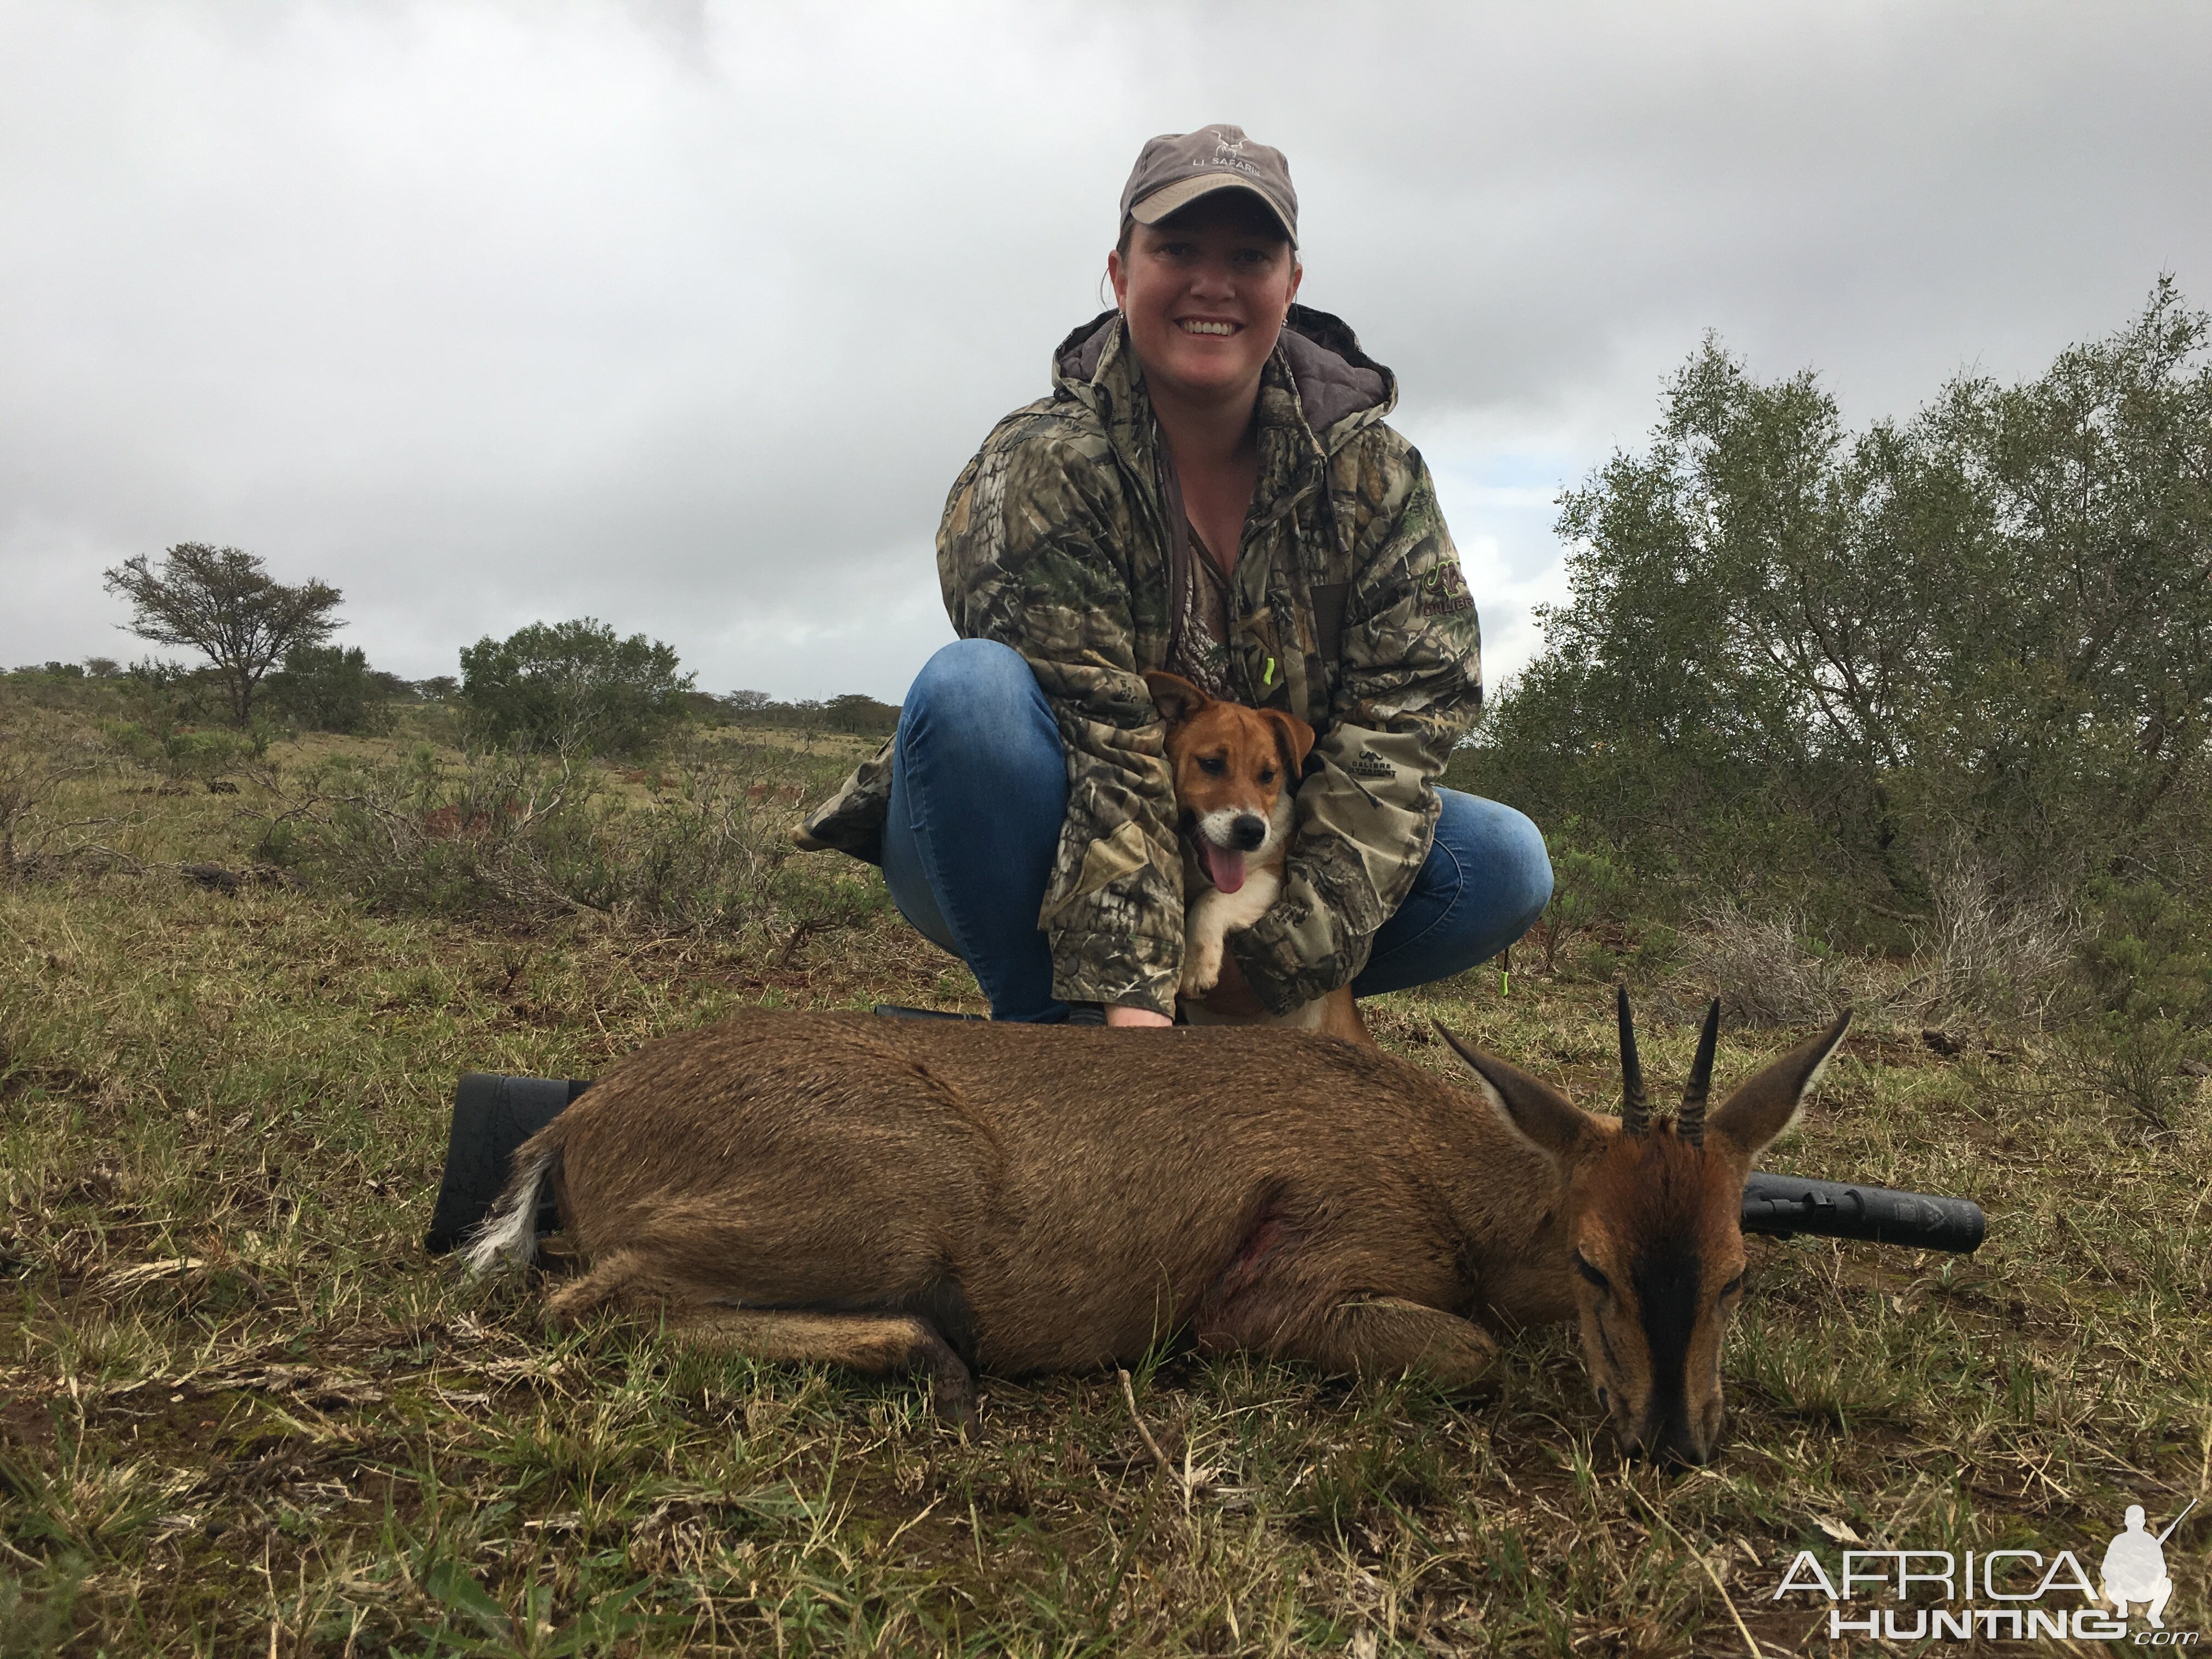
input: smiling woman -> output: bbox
[1109,189,1301,602]
[795,125,1554,1030]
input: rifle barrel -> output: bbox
[1741,1172,1985,1253]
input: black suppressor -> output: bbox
[1740,1172,1985,1253]
[424,1065,1988,1258]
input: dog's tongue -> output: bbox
[1200,842,1246,894]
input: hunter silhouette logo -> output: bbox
[1770,1497,2200,1643]
[2104,1500,2194,1629]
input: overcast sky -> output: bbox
[4,1,2208,701]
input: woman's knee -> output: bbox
[897,638,1063,810]
[1437,791,1554,937]
[905,639,1040,727]
[902,640,1057,761]
[1492,803,1554,936]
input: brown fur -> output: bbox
[482,1006,1850,1458]
[1140,670,1368,1043]
[1443,1013,1851,1462]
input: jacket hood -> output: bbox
[1050,305,1396,454]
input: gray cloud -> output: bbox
[4,1,2208,699]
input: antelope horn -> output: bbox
[1680,997,1721,1146]
[1617,984,1649,1135]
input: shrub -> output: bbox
[103,721,266,790]
[120,657,227,727]
[1530,831,1630,975]
[264,644,391,734]
[458,619,694,758]
[2061,881,2211,1128]
[1672,901,1857,1026]
[255,742,884,949]
[1911,838,2078,1029]
[1466,283,2212,946]
[0,665,108,716]
[0,707,102,880]
[2066,1017,2197,1133]
[2074,881,2211,1029]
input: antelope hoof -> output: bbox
[931,1358,979,1431]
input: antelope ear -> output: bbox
[1708,1009,1853,1160]
[1142,670,1208,727]
[1258,709,1316,776]
[1437,1024,1599,1166]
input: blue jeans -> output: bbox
[882,639,1555,1022]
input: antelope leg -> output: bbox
[669,1306,978,1426]
[545,1255,976,1425]
[1271,1296,1499,1390]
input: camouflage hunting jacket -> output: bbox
[796,305,1482,1016]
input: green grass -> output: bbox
[2,703,2208,1655]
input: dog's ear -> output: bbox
[1259,709,1316,776]
[1142,671,1209,727]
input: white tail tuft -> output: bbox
[462,1142,558,1274]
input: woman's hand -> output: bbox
[1104,1004,1174,1028]
[1199,948,1267,1018]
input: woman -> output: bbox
[798,125,1552,1026]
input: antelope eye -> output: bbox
[1574,1254,1610,1291]
[1719,1272,1746,1301]
[1197,755,1227,776]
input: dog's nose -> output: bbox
[1231,814,1267,850]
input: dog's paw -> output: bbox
[1181,946,1222,997]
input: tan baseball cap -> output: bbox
[1119,125,1298,247]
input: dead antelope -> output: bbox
[469,990,1849,1463]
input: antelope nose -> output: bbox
[1231,814,1267,850]
[1651,1421,1712,1468]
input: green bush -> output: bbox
[265,644,392,735]
[117,658,227,729]
[457,619,693,758]
[103,721,266,789]
[2064,881,2211,1127]
[1468,281,2211,965]
[255,742,882,947]
[1530,830,1630,975]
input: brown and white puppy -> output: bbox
[1143,671,1369,1043]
